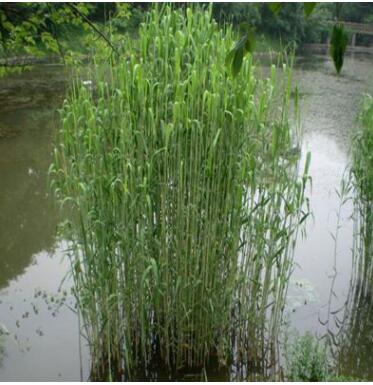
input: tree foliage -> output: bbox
[329,23,348,74]
[1,3,372,76]
[0,3,91,58]
[0,3,138,64]
[225,2,364,76]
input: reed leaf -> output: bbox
[50,5,310,381]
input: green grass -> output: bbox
[50,5,310,380]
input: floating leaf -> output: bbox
[329,23,348,74]
[304,3,317,17]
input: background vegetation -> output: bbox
[1,3,373,62]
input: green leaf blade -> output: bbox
[304,3,317,18]
[232,46,244,77]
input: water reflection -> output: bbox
[290,52,373,379]
[335,275,373,379]
[0,115,57,288]
[327,202,373,379]
[0,66,90,381]
[291,54,372,291]
[332,149,373,379]
[0,65,67,112]
[0,66,68,289]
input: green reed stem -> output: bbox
[50,5,310,381]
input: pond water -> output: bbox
[0,53,372,381]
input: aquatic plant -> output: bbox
[285,331,364,382]
[353,93,373,226]
[50,5,310,380]
[348,93,373,328]
[0,322,9,365]
[332,93,373,379]
[286,332,328,382]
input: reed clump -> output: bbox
[50,5,310,381]
[351,93,373,290]
[335,93,373,378]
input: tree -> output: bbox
[226,2,349,76]
[0,3,133,65]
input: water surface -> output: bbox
[0,53,373,380]
[0,66,89,380]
